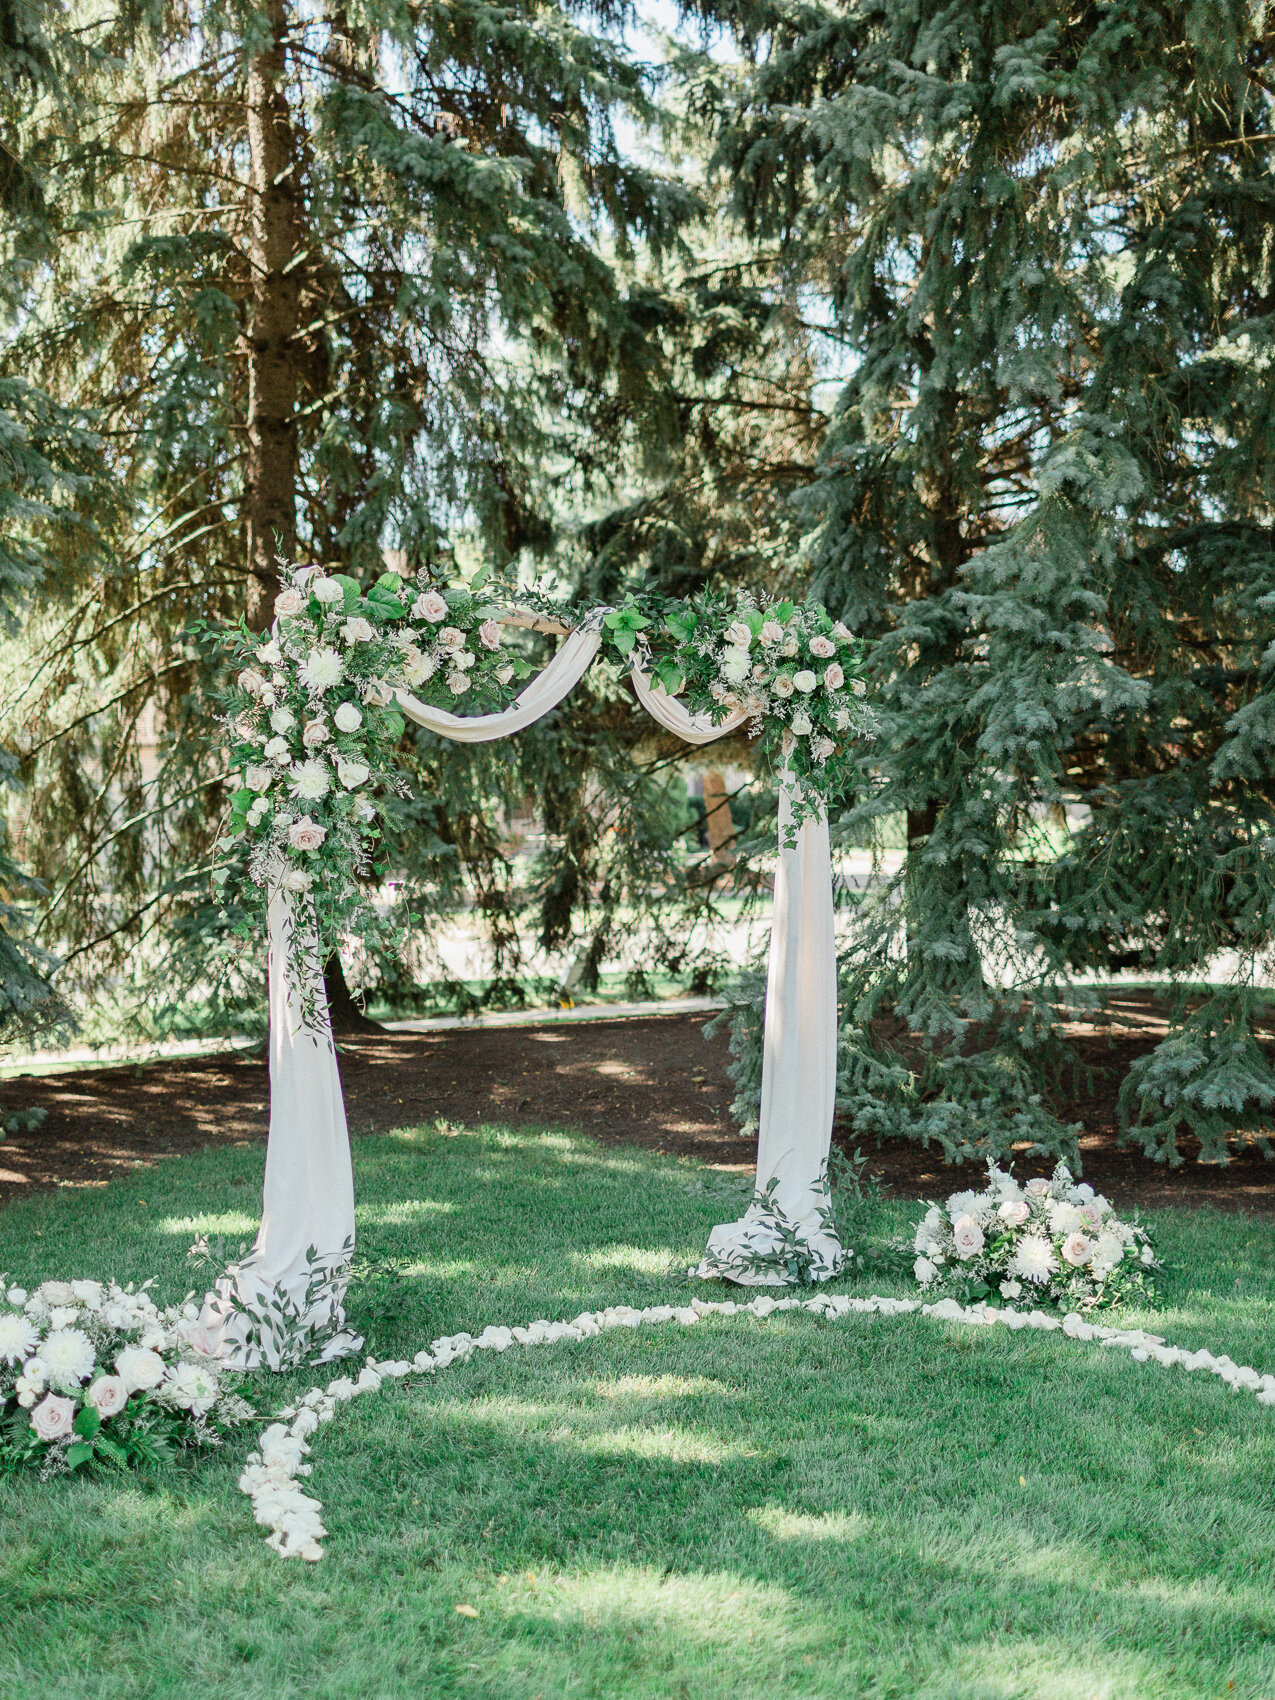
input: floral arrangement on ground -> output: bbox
[0,1276,254,1476]
[600,588,877,823]
[910,1163,1160,1310]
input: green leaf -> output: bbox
[73,1404,101,1439]
[381,711,405,740]
[230,788,254,814]
[611,629,637,656]
[331,573,361,606]
[370,571,402,597]
[66,1441,95,1471]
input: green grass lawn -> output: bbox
[2,1120,1273,1700]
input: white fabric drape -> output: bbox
[201,886,361,1366]
[395,626,602,741]
[630,669,841,1285]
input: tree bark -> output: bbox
[702,769,737,867]
[243,0,303,628]
[323,953,383,1034]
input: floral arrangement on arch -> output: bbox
[207,562,529,970]
[0,1275,253,1475]
[909,1163,1161,1311]
[601,589,876,820]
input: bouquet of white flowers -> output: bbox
[0,1276,253,1476]
[909,1163,1160,1310]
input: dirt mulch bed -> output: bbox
[0,999,1272,1215]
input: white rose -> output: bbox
[333,702,363,733]
[302,718,331,748]
[311,577,344,605]
[88,1375,129,1418]
[723,620,753,649]
[790,710,813,736]
[273,587,305,618]
[793,669,817,693]
[810,735,835,762]
[282,869,313,892]
[759,620,785,645]
[337,760,370,790]
[454,650,476,671]
[851,678,867,697]
[246,797,270,827]
[998,1200,1030,1228]
[780,634,799,657]
[1061,1232,1092,1268]
[412,590,448,622]
[447,671,471,695]
[257,639,283,667]
[237,668,268,700]
[288,820,328,852]
[772,675,795,699]
[823,662,845,691]
[495,664,515,687]
[30,1393,75,1442]
[478,619,502,650]
[809,634,836,658]
[270,706,296,735]
[245,765,272,793]
[832,620,853,641]
[341,616,376,645]
[952,1214,985,1260]
[115,1346,167,1393]
[913,1256,939,1285]
[438,625,465,649]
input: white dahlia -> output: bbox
[41,1327,97,1389]
[1009,1234,1057,1285]
[0,1312,39,1365]
[299,647,344,692]
[289,759,331,801]
[165,1361,220,1413]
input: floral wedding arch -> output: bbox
[199,564,875,1364]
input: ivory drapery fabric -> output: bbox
[395,626,603,741]
[629,670,842,1284]
[201,885,361,1364]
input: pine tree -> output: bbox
[691,0,1275,1165]
[1,0,705,1025]
[0,0,102,1050]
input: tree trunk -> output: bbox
[243,0,303,628]
[323,953,383,1034]
[702,769,737,867]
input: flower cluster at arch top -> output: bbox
[215,563,530,947]
[604,590,877,816]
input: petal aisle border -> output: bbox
[241,1291,1275,1561]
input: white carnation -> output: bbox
[165,1361,220,1413]
[311,577,344,605]
[913,1256,939,1285]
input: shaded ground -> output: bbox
[1,998,1272,1213]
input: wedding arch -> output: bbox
[197,564,875,1364]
